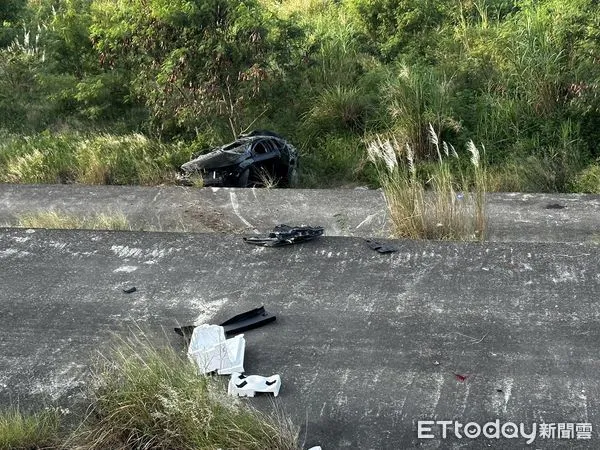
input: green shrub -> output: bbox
[302,85,372,134]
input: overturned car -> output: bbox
[180,131,298,188]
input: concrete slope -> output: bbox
[2,183,600,241]
[0,183,388,237]
[1,228,599,448]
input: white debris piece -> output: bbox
[187,324,245,375]
[228,372,281,397]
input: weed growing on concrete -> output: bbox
[16,211,131,231]
[0,407,60,450]
[367,125,487,240]
[67,332,299,450]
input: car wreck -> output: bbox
[180,130,298,188]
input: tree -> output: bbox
[90,0,294,138]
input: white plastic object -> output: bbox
[308,447,322,450]
[228,372,281,397]
[187,324,245,375]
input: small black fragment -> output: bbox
[174,306,276,347]
[365,239,398,254]
[496,389,503,393]
[265,379,277,386]
[122,286,137,294]
[236,380,248,388]
[545,203,566,209]
[174,325,196,340]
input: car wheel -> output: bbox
[237,168,250,187]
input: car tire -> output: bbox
[238,168,250,187]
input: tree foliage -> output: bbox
[89,0,298,138]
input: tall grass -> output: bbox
[0,408,59,450]
[68,333,299,450]
[0,132,193,185]
[384,65,460,160]
[367,125,486,240]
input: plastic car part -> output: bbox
[220,306,276,336]
[187,324,245,375]
[244,224,324,247]
[174,306,276,342]
[228,372,281,397]
[365,239,398,254]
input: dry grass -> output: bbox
[367,125,487,240]
[16,211,131,231]
[256,167,281,188]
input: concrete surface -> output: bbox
[1,183,599,242]
[1,227,599,448]
[0,183,389,237]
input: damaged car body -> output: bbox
[181,130,299,188]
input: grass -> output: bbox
[367,124,486,240]
[16,211,131,231]
[0,408,60,450]
[67,332,299,450]
[0,333,299,450]
[0,132,193,186]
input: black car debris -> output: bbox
[180,130,298,188]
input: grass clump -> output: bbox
[0,408,60,450]
[367,124,486,240]
[17,211,131,231]
[68,333,298,450]
[0,132,193,186]
[572,163,600,193]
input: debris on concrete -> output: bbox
[122,286,137,294]
[187,324,245,375]
[546,203,566,209]
[365,239,398,254]
[244,224,324,247]
[220,306,276,335]
[180,130,298,188]
[228,372,281,397]
[175,306,276,341]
